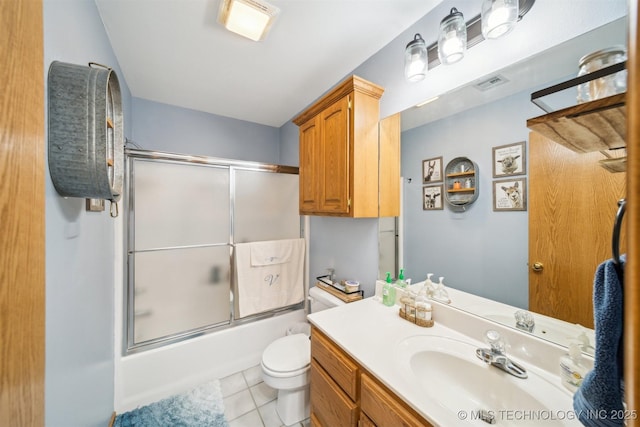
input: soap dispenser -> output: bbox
[396,269,408,288]
[432,277,451,304]
[382,272,396,307]
[424,273,435,298]
[560,342,588,392]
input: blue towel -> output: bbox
[573,256,625,427]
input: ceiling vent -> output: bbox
[473,74,509,91]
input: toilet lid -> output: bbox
[262,334,310,373]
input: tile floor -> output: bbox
[221,364,311,427]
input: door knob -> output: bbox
[532,262,544,272]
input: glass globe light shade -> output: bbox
[481,0,519,40]
[404,33,428,82]
[438,7,467,65]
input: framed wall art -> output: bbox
[423,185,444,210]
[492,141,526,177]
[493,178,527,211]
[422,156,443,183]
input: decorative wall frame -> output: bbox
[423,156,443,183]
[492,141,526,177]
[423,185,444,210]
[493,178,527,211]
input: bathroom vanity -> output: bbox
[307,297,587,426]
[310,326,430,426]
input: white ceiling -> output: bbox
[95,0,443,128]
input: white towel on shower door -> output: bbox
[235,238,305,318]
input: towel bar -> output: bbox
[612,198,626,277]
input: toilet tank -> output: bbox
[309,286,345,313]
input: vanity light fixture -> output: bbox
[403,0,535,82]
[218,0,280,42]
[481,0,519,39]
[438,7,467,65]
[404,34,428,82]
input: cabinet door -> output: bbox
[359,412,376,427]
[319,95,350,214]
[299,116,321,214]
[310,360,359,427]
[379,113,401,217]
[361,373,431,427]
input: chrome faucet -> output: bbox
[514,310,535,333]
[475,330,528,379]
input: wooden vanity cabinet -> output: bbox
[293,76,395,217]
[360,373,432,427]
[310,327,360,426]
[310,327,432,427]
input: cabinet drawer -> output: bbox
[310,360,358,427]
[361,373,432,427]
[311,328,359,400]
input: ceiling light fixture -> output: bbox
[404,34,428,83]
[218,0,280,42]
[438,7,467,65]
[481,0,519,40]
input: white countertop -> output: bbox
[307,296,581,426]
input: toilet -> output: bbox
[261,286,345,426]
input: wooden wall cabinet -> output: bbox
[310,327,432,427]
[293,76,399,217]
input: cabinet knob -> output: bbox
[531,262,544,272]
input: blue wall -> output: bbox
[401,89,541,308]
[131,98,281,163]
[43,1,132,425]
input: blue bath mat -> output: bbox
[114,380,229,427]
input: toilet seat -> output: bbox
[261,333,310,377]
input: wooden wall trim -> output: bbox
[626,1,639,425]
[0,0,46,425]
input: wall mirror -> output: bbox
[384,16,628,355]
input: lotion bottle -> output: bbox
[560,342,588,392]
[382,272,396,307]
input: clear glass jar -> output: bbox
[577,46,627,103]
[481,0,519,40]
[404,34,428,82]
[438,8,466,65]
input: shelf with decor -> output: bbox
[526,60,627,173]
[444,157,479,209]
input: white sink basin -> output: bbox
[396,335,581,426]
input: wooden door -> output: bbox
[0,0,46,424]
[528,132,626,328]
[319,95,350,214]
[299,116,320,214]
